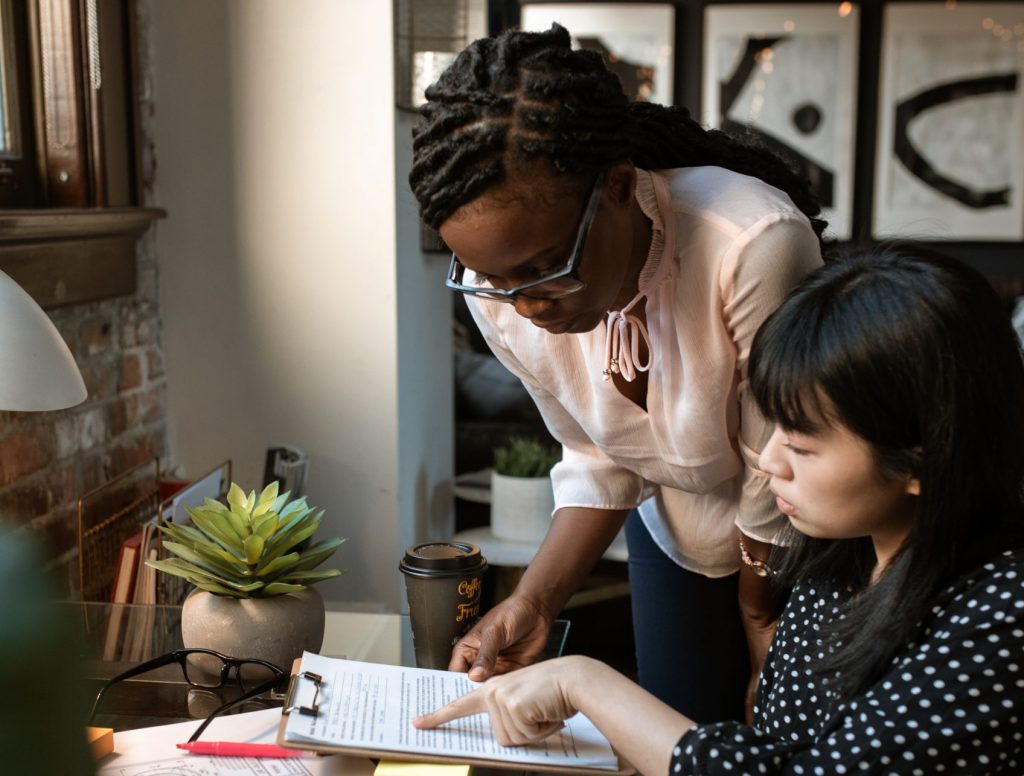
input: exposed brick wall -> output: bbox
[0,6,167,593]
[0,239,168,592]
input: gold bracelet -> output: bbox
[739,535,776,578]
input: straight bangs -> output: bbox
[749,297,831,436]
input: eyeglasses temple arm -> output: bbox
[186,672,287,743]
[87,652,177,723]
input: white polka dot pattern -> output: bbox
[670,550,1024,775]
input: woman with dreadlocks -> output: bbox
[410,23,824,722]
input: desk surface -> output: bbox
[65,601,569,733]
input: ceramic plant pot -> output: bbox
[181,586,325,676]
[490,471,555,543]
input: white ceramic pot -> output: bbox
[490,471,555,543]
[181,586,325,676]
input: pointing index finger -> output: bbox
[412,688,487,729]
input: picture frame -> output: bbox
[702,4,860,241]
[873,3,1024,241]
[519,3,676,105]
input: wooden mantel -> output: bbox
[0,208,165,308]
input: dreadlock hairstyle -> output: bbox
[749,247,1024,699]
[410,23,826,242]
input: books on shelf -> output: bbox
[101,531,144,660]
[110,531,143,604]
[102,519,162,661]
[122,520,160,661]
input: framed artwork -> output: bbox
[873,4,1024,241]
[519,3,675,105]
[702,5,860,241]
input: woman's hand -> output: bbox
[448,593,553,681]
[418,654,696,776]
[449,507,630,681]
[417,656,586,746]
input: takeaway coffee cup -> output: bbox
[399,541,487,669]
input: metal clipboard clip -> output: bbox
[284,670,323,717]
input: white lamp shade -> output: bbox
[0,270,87,411]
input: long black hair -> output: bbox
[749,248,1024,698]
[409,24,826,243]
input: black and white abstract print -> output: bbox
[873,3,1024,241]
[703,7,860,241]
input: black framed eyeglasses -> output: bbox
[87,647,287,740]
[445,171,605,303]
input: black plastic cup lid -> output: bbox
[399,542,487,577]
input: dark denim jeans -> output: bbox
[625,510,748,723]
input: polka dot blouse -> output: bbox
[671,549,1024,774]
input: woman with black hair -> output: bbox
[413,248,1024,774]
[410,23,823,721]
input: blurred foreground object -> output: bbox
[0,532,95,774]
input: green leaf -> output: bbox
[260,481,280,503]
[185,506,245,556]
[279,496,309,519]
[254,551,301,577]
[260,582,307,596]
[227,502,252,536]
[226,482,248,510]
[160,541,240,579]
[188,542,252,576]
[245,489,256,513]
[264,511,322,560]
[146,558,202,582]
[253,513,279,540]
[243,533,265,564]
[149,558,264,592]
[201,497,233,518]
[255,481,279,513]
[278,568,345,584]
[188,577,249,597]
[290,537,345,571]
[270,509,313,542]
[270,492,290,515]
[158,521,209,546]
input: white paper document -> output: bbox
[283,652,621,771]
[98,706,374,776]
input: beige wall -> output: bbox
[151,0,453,609]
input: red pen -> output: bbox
[176,741,308,758]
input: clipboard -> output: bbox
[275,659,635,776]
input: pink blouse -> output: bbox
[467,167,823,576]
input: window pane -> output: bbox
[0,0,17,158]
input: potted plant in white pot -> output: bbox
[147,481,345,673]
[490,437,561,544]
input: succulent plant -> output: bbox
[147,481,345,598]
[493,436,561,478]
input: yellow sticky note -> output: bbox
[85,726,114,761]
[375,760,472,776]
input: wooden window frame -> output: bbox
[0,0,163,309]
